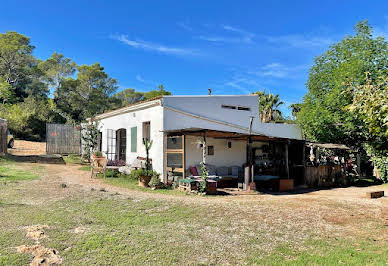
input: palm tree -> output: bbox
[254,91,284,122]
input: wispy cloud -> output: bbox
[113,34,197,56]
[223,76,265,94]
[266,34,334,48]
[177,22,194,32]
[374,16,388,38]
[249,63,308,79]
[135,75,158,86]
[198,24,255,44]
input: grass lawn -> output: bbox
[101,175,187,196]
[0,157,40,183]
[0,160,387,265]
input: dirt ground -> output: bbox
[10,140,388,230]
[2,140,387,265]
[8,140,46,156]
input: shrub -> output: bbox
[129,169,160,181]
[148,172,162,188]
[93,151,103,157]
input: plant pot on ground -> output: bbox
[135,169,159,187]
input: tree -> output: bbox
[144,84,171,99]
[297,21,388,145]
[254,91,284,122]
[0,31,34,85]
[38,52,77,93]
[290,103,302,119]
[55,63,118,122]
[0,78,14,104]
[111,88,144,108]
[347,72,388,181]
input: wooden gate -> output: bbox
[46,124,81,154]
[0,119,7,155]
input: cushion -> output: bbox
[189,166,198,176]
[206,164,217,176]
[195,165,202,176]
[216,166,229,176]
[231,166,239,177]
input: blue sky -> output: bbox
[1,0,388,116]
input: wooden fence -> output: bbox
[0,119,7,155]
[46,124,81,154]
[305,165,343,187]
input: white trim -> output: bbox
[162,104,264,135]
[95,99,162,120]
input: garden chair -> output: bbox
[90,155,108,179]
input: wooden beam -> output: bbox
[285,142,290,179]
[183,134,186,178]
[202,131,207,165]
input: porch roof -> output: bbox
[163,127,294,142]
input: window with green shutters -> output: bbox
[130,127,137,152]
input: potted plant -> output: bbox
[92,151,104,158]
[138,169,153,187]
[138,138,154,187]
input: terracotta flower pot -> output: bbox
[138,175,152,187]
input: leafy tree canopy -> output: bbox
[297,21,388,146]
[144,84,171,99]
[55,63,118,122]
[111,88,145,108]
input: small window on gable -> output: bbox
[221,104,236,110]
[143,121,150,141]
[237,106,251,111]
[208,145,214,156]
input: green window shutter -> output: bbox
[131,127,137,152]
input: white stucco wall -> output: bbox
[97,103,164,176]
[162,95,302,140]
[185,135,246,169]
[162,95,259,132]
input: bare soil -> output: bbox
[9,140,46,156]
[6,140,388,263]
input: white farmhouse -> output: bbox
[95,95,305,189]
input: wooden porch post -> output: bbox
[285,142,290,179]
[163,133,167,183]
[202,131,207,165]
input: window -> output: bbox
[131,127,137,152]
[142,121,150,141]
[116,128,126,161]
[237,106,251,111]
[221,104,236,110]
[208,145,214,156]
[221,104,251,111]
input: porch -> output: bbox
[163,128,305,191]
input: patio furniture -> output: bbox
[178,179,198,192]
[91,156,108,179]
[206,180,217,195]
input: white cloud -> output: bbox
[177,22,194,32]
[223,77,265,94]
[199,24,255,44]
[249,63,308,79]
[374,16,388,38]
[113,34,197,56]
[135,75,158,86]
[266,34,333,48]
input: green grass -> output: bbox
[101,175,187,196]
[0,159,39,182]
[78,165,91,171]
[248,238,388,265]
[63,154,83,164]
[0,159,387,265]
